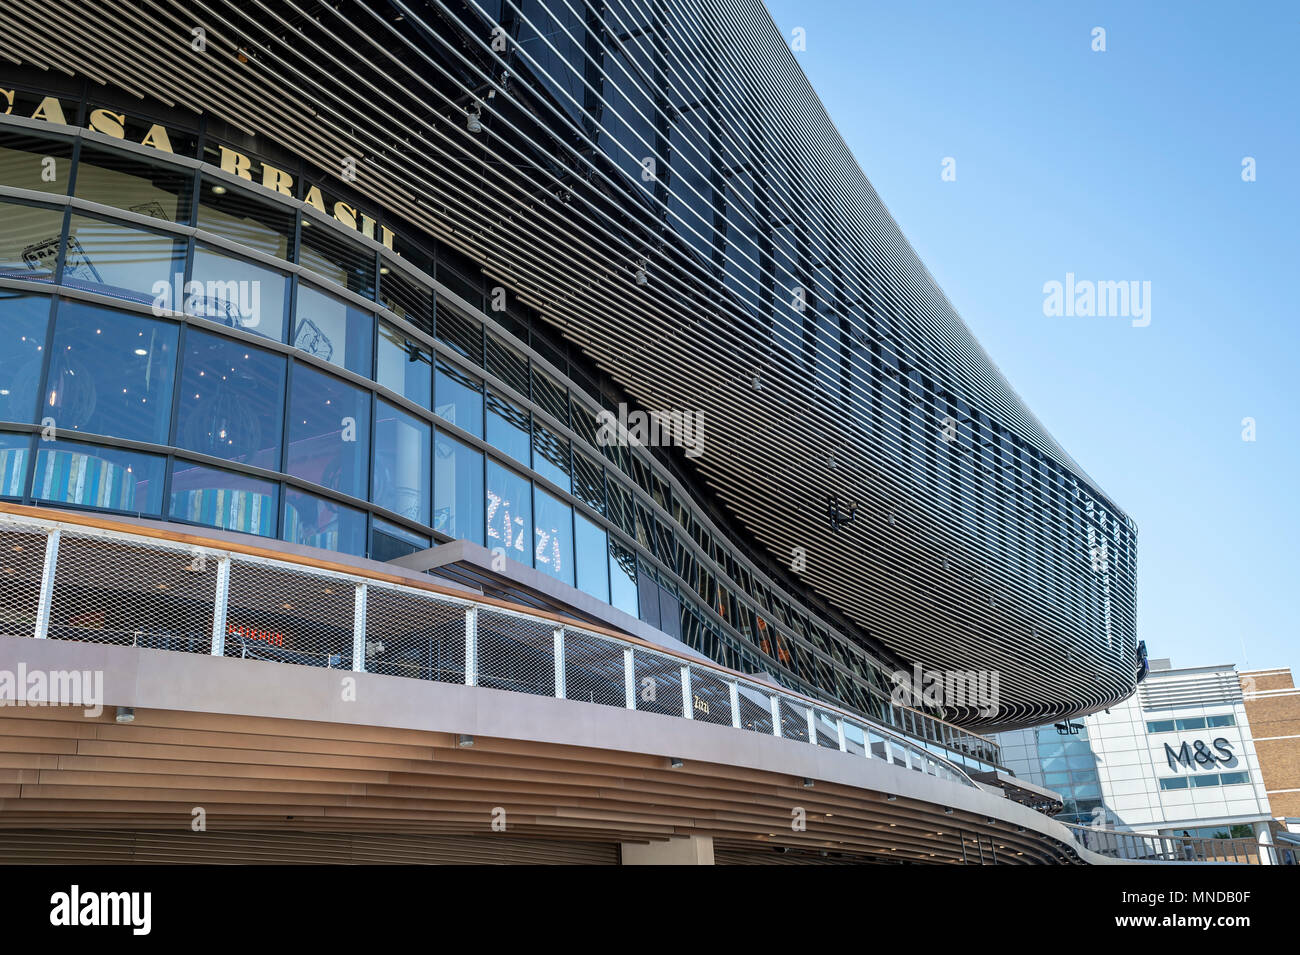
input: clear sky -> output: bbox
[763,0,1299,676]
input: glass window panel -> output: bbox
[376,322,431,407]
[0,291,50,424]
[373,399,430,526]
[371,515,430,562]
[299,218,376,299]
[31,438,164,514]
[434,359,483,437]
[1219,771,1249,785]
[571,449,605,513]
[609,536,638,617]
[1146,720,1175,733]
[378,263,434,336]
[46,300,177,444]
[531,365,568,423]
[0,431,30,497]
[1191,774,1220,788]
[0,129,73,195]
[485,389,529,466]
[285,362,370,500]
[168,460,277,537]
[283,486,366,556]
[74,144,193,224]
[174,328,284,470]
[435,302,482,363]
[1159,777,1189,791]
[433,429,482,545]
[0,201,65,283]
[532,420,570,492]
[533,485,573,587]
[64,214,185,306]
[1176,717,1206,731]
[197,176,295,259]
[486,458,531,566]
[293,283,373,377]
[1207,714,1236,728]
[574,511,609,603]
[485,333,528,395]
[189,243,288,342]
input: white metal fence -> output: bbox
[0,509,977,788]
[1064,823,1297,866]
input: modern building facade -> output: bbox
[1240,667,1300,822]
[0,0,1141,862]
[996,661,1275,844]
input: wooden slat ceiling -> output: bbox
[0,706,1081,864]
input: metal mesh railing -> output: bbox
[563,629,627,707]
[475,609,554,697]
[778,697,811,743]
[0,528,46,638]
[688,669,733,726]
[364,584,467,683]
[633,648,685,718]
[49,534,217,652]
[736,682,775,735]
[225,560,354,669]
[0,509,981,790]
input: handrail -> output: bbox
[1062,823,1294,865]
[0,503,982,787]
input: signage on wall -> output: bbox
[1164,737,1233,771]
[3,88,397,250]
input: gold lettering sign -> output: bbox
[15,90,397,250]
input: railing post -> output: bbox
[836,718,847,752]
[464,607,477,686]
[623,648,635,709]
[681,666,693,719]
[805,706,816,744]
[864,730,874,759]
[33,529,60,639]
[553,627,566,699]
[351,583,367,673]
[728,681,741,728]
[769,694,781,737]
[210,556,230,656]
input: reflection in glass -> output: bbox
[532,420,571,492]
[434,430,482,545]
[0,201,69,283]
[486,458,531,565]
[197,176,295,259]
[284,486,366,555]
[300,219,376,299]
[486,389,529,466]
[533,486,573,587]
[169,460,277,536]
[63,215,184,306]
[46,301,177,444]
[0,292,50,424]
[189,244,288,342]
[31,439,164,514]
[0,431,30,497]
[376,322,431,407]
[174,329,284,470]
[285,362,370,500]
[0,131,73,195]
[434,359,483,437]
[609,536,638,617]
[373,399,430,525]
[74,144,193,224]
[293,283,373,377]
[574,512,609,602]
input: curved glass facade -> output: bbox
[0,95,1002,765]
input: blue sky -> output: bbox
[763,0,1299,676]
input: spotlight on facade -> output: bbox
[634,268,648,286]
[885,794,897,801]
[115,706,135,724]
[944,807,954,815]
[669,757,683,768]
[457,734,474,747]
[802,777,814,788]
[466,106,483,134]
